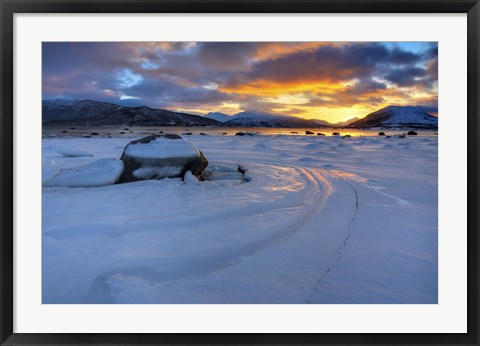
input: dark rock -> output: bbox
[118,134,208,183]
[90,132,99,135]
[124,128,130,130]
[182,132,193,135]
[398,134,406,138]
[62,130,69,133]
[234,132,255,136]
[119,131,126,134]
[159,131,163,134]
[407,131,418,135]
[70,127,76,130]
[83,135,91,138]
[317,133,325,136]
[290,131,298,134]
[378,132,385,136]
[332,132,340,136]
[305,131,314,135]
[199,133,207,136]
[343,135,351,138]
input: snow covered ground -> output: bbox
[42,134,437,304]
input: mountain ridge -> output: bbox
[204,112,233,123]
[221,111,333,128]
[42,99,437,129]
[348,105,438,129]
[42,99,221,126]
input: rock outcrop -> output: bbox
[119,134,208,183]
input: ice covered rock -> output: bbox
[203,163,247,183]
[43,158,124,187]
[119,134,208,183]
[183,171,200,185]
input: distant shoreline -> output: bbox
[42,125,438,138]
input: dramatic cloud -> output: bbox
[42,41,438,123]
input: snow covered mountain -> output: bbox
[204,112,233,123]
[349,106,438,129]
[42,99,221,126]
[335,117,361,127]
[223,111,332,128]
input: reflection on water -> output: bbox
[43,125,438,138]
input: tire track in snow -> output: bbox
[85,164,334,303]
[306,169,359,303]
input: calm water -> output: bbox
[43,126,437,138]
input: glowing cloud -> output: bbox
[42,41,438,123]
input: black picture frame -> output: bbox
[1,0,479,345]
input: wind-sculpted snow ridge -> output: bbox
[43,158,124,187]
[42,134,438,304]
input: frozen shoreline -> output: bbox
[42,134,438,303]
[42,125,438,139]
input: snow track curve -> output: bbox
[77,162,358,304]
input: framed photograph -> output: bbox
[1,0,479,345]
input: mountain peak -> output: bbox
[349,105,437,129]
[204,112,233,123]
[222,110,331,128]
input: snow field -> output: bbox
[42,134,437,303]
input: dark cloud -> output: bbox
[229,43,427,86]
[346,79,387,95]
[42,41,438,118]
[196,42,258,71]
[383,67,427,87]
[414,95,438,115]
[383,64,437,89]
[386,47,422,65]
[425,45,438,59]
[426,59,438,80]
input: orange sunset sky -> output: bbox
[42,42,438,123]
